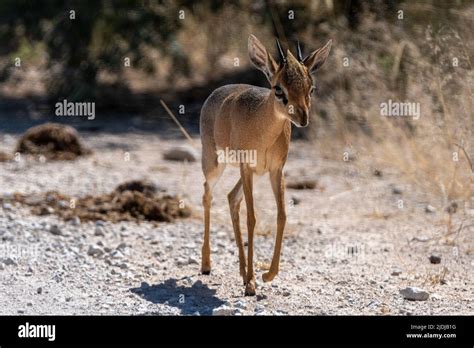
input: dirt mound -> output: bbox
[15,123,91,160]
[1,180,191,223]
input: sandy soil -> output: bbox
[0,133,472,315]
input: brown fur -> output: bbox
[199,35,331,296]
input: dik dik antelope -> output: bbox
[200,34,332,295]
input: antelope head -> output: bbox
[248,35,332,127]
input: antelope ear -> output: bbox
[248,34,278,83]
[303,39,332,74]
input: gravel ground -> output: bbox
[0,133,472,315]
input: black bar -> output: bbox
[0,316,472,346]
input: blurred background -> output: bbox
[0,0,472,206]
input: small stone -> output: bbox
[392,186,403,195]
[27,302,33,307]
[187,257,199,265]
[446,201,458,214]
[212,304,236,316]
[391,269,402,276]
[37,287,43,294]
[94,226,105,236]
[17,309,25,314]
[147,267,158,275]
[87,245,104,257]
[399,287,429,301]
[163,147,196,162]
[429,255,441,264]
[49,224,62,235]
[116,242,127,250]
[2,202,13,210]
[291,196,301,205]
[111,250,124,259]
[70,217,81,226]
[234,299,247,309]
[2,257,16,266]
[425,205,436,213]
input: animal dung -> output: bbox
[15,122,91,160]
[286,179,318,190]
[0,180,191,224]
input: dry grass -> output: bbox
[311,15,473,212]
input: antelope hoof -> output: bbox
[244,280,256,296]
[262,271,276,282]
[201,262,211,275]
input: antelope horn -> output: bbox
[296,40,303,62]
[276,38,286,64]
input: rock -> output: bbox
[94,226,105,236]
[425,205,436,213]
[187,257,199,265]
[176,256,198,266]
[116,242,127,250]
[429,255,441,264]
[255,305,271,316]
[27,302,33,307]
[17,309,25,314]
[446,201,458,214]
[291,196,301,205]
[163,147,196,162]
[111,250,124,259]
[373,169,383,177]
[70,217,81,226]
[212,304,236,316]
[399,287,429,301]
[146,267,158,276]
[2,257,17,266]
[36,287,43,294]
[391,269,402,276]
[234,299,247,309]
[49,224,62,235]
[2,202,13,210]
[87,245,104,257]
[255,304,265,313]
[392,186,403,195]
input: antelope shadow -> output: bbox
[130,278,226,316]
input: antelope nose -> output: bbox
[300,109,309,127]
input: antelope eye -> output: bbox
[311,85,317,94]
[275,85,283,97]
